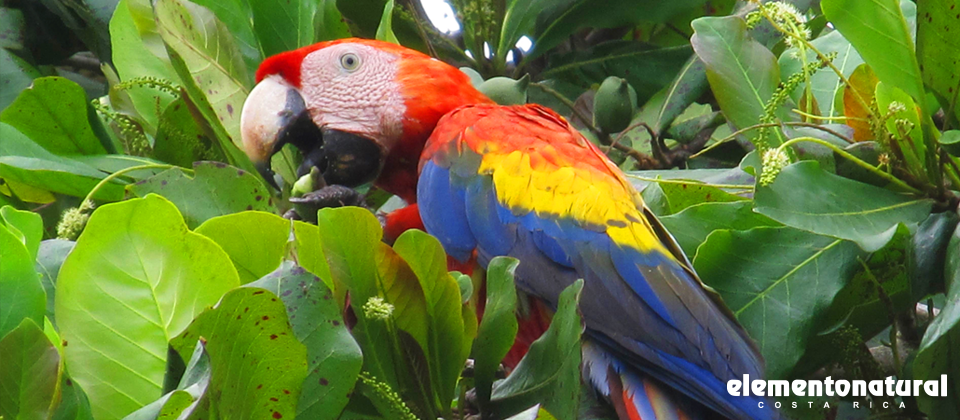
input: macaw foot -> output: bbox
[288,184,367,222]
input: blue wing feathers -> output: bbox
[418,156,774,420]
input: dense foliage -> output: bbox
[0,0,958,419]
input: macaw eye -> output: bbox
[340,53,361,71]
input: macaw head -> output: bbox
[240,38,490,199]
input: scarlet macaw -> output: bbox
[240,38,773,420]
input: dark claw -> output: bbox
[289,185,367,222]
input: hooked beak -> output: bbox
[240,75,383,190]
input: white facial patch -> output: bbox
[299,44,407,151]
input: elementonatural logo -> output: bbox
[728,374,949,410]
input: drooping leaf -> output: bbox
[694,227,865,378]
[659,201,780,257]
[1,205,42,260]
[1,77,111,155]
[36,239,75,327]
[823,0,927,113]
[129,162,276,228]
[195,211,291,283]
[247,263,362,420]
[0,218,43,340]
[691,16,785,145]
[55,194,239,419]
[473,257,520,410]
[0,123,126,200]
[755,161,934,252]
[490,280,583,420]
[917,0,960,124]
[0,318,60,420]
[913,222,960,419]
[0,49,40,111]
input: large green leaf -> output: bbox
[0,218,43,340]
[170,288,307,420]
[779,30,864,117]
[1,77,110,155]
[918,0,960,124]
[248,263,362,420]
[0,49,40,111]
[473,257,519,410]
[36,239,75,327]
[525,0,707,64]
[152,97,224,167]
[694,227,864,378]
[195,211,290,283]
[55,194,239,419]
[124,342,211,420]
[0,123,126,200]
[913,222,960,419]
[1,205,42,260]
[154,0,255,171]
[755,161,934,252]
[660,201,780,257]
[314,0,350,41]
[822,0,927,113]
[691,16,784,145]
[0,318,60,420]
[129,162,276,228]
[490,280,583,420]
[248,0,315,57]
[392,230,468,415]
[109,0,178,135]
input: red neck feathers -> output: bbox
[378,53,493,203]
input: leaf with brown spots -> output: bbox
[170,287,307,420]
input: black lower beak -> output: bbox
[311,128,383,188]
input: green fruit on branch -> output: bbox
[594,76,637,134]
[478,74,530,105]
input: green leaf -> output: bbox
[153,97,224,167]
[71,155,168,181]
[694,227,865,378]
[55,194,239,419]
[491,280,583,420]
[660,201,780,257]
[155,0,256,172]
[0,318,60,420]
[195,211,291,283]
[170,287,307,419]
[36,239,75,327]
[657,181,747,215]
[0,123,126,200]
[109,0,179,135]
[691,16,784,145]
[1,205,42,260]
[50,371,95,420]
[822,0,927,113]
[392,229,467,415]
[315,0,351,41]
[171,288,307,419]
[291,221,333,289]
[119,343,211,420]
[755,161,934,251]
[913,221,960,419]
[0,220,43,340]
[248,0,315,56]
[0,49,41,111]
[505,404,560,420]
[375,0,399,44]
[129,162,276,228]
[918,0,960,124]
[875,82,928,177]
[779,30,864,118]
[247,263,362,420]
[541,43,692,106]
[473,257,519,410]
[1,77,110,155]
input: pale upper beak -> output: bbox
[240,75,383,191]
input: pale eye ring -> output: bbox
[340,53,360,71]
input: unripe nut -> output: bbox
[478,74,530,106]
[594,76,637,134]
